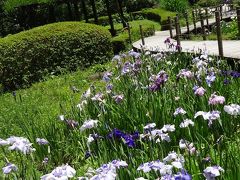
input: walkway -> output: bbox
[132,9,240,59]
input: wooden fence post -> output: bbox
[174,16,181,52]
[192,10,197,34]
[168,16,173,38]
[176,14,181,35]
[200,13,206,40]
[215,11,224,58]
[185,12,190,36]
[220,5,223,20]
[205,8,209,31]
[237,7,240,36]
[152,25,155,35]
[127,23,132,44]
[139,25,145,46]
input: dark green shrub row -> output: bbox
[196,0,222,7]
[88,13,132,27]
[111,20,160,53]
[0,22,112,91]
[88,15,118,26]
[160,0,189,13]
[132,8,176,30]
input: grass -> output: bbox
[0,63,110,137]
[0,48,240,178]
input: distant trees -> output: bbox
[0,0,158,37]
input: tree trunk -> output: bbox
[81,0,88,23]
[73,2,80,21]
[116,0,127,28]
[90,0,98,24]
[48,4,56,23]
[67,2,73,21]
[105,0,115,36]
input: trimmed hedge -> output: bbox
[132,8,176,30]
[0,22,112,91]
[111,20,160,53]
[197,0,221,7]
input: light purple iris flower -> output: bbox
[2,163,17,174]
[36,138,49,145]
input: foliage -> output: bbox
[141,8,176,22]
[160,0,190,13]
[196,0,222,7]
[0,50,240,179]
[88,13,131,26]
[233,0,240,5]
[0,22,112,91]
[4,0,53,11]
[110,20,161,53]
[141,8,176,30]
[124,0,159,12]
[189,19,239,40]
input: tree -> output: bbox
[90,0,98,24]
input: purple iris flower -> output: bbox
[174,170,192,180]
[108,129,125,139]
[164,37,171,44]
[206,72,216,87]
[106,84,113,93]
[123,134,135,147]
[121,62,132,75]
[102,72,112,82]
[230,71,240,78]
[36,138,49,145]
[129,50,141,59]
[42,157,49,164]
[223,79,230,85]
[85,151,91,159]
[149,71,168,92]
[65,119,79,129]
[2,163,17,174]
[133,59,142,72]
[108,129,139,148]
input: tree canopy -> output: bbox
[3,0,54,11]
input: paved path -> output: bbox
[132,9,240,59]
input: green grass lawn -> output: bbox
[0,63,109,137]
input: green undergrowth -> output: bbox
[185,20,239,41]
[109,19,161,53]
[0,51,240,179]
[0,63,110,137]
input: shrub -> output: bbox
[88,15,118,26]
[125,0,158,12]
[197,0,222,7]
[160,0,189,13]
[141,8,176,30]
[110,20,160,53]
[0,22,112,91]
[197,0,223,7]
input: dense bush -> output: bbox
[196,0,222,7]
[124,0,158,12]
[88,13,131,26]
[160,0,189,13]
[0,22,112,91]
[141,8,176,30]
[111,20,160,53]
[233,0,240,5]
